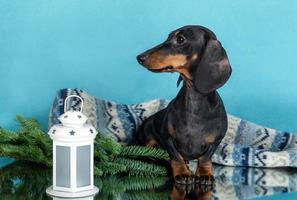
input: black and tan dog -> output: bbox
[135,25,232,186]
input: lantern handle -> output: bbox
[64,95,84,113]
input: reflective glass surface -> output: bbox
[1,161,297,200]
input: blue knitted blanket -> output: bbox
[49,88,297,168]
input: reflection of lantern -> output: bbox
[46,95,99,198]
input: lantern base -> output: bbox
[46,186,99,198]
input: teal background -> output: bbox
[1,2,297,199]
[1,0,297,134]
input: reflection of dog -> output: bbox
[135,25,232,185]
[171,184,212,200]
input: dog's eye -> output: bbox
[176,35,185,44]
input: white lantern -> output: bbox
[46,95,99,198]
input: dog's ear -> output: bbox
[193,39,232,94]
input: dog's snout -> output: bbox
[137,54,148,65]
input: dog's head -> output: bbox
[137,25,232,94]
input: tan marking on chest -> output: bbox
[205,134,215,143]
[168,123,176,137]
[191,53,198,61]
[146,138,158,148]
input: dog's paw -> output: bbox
[174,183,195,194]
[195,182,214,193]
[174,174,195,185]
[194,175,200,184]
[197,175,214,185]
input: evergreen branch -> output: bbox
[12,132,51,157]
[0,144,51,167]
[0,116,171,177]
[16,115,43,133]
[121,145,170,161]
[0,116,52,166]
[0,128,20,144]
[95,134,122,157]
[0,117,52,158]
[94,143,110,162]
[95,161,126,176]
[94,166,104,177]
[15,116,51,156]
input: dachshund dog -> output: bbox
[135,25,232,186]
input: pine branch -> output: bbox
[0,144,51,167]
[0,116,52,166]
[94,166,104,177]
[95,160,126,176]
[0,116,170,177]
[16,115,43,133]
[121,145,170,161]
[95,134,122,157]
[94,143,110,162]
[0,128,19,144]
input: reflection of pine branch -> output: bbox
[116,158,167,177]
[94,175,169,200]
[0,161,169,200]
[121,176,167,191]
[123,191,169,200]
[95,176,126,200]
[0,161,51,200]
[0,116,169,177]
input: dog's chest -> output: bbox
[173,124,220,159]
[168,109,224,159]
[167,91,227,159]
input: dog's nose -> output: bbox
[137,54,148,65]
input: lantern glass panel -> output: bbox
[56,145,71,187]
[76,145,91,187]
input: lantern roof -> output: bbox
[48,95,97,142]
[48,123,97,142]
[58,111,88,127]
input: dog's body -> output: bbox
[137,87,227,161]
[135,25,232,185]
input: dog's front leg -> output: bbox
[165,138,193,185]
[170,184,187,200]
[195,157,214,185]
[171,159,192,184]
